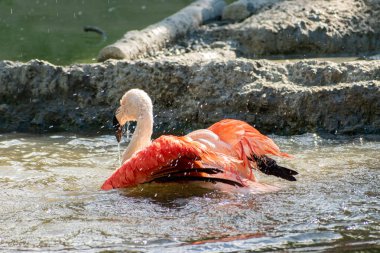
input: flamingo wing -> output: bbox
[208,119,291,158]
[208,119,297,181]
[101,135,246,190]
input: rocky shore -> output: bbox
[0,56,378,134]
[0,0,379,135]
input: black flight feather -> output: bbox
[252,155,298,181]
[148,175,244,187]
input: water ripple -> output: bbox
[0,133,379,251]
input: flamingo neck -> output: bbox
[121,109,153,163]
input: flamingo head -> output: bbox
[113,89,153,142]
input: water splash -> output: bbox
[126,122,131,141]
[117,122,132,167]
[118,142,121,167]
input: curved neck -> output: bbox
[121,109,153,163]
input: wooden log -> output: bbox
[97,0,226,61]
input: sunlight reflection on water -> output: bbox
[0,133,379,252]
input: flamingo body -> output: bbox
[102,120,296,191]
[102,134,247,190]
[102,89,297,191]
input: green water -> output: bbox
[0,0,192,65]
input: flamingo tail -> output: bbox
[208,119,297,180]
[251,155,298,181]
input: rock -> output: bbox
[222,0,252,21]
[359,53,380,60]
[222,0,281,22]
[192,0,380,56]
[210,41,228,49]
[0,57,379,135]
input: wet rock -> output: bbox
[0,58,379,135]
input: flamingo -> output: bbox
[101,89,297,192]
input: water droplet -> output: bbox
[118,143,122,166]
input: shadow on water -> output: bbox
[118,182,226,208]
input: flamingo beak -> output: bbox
[113,114,122,143]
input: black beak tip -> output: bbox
[113,115,122,143]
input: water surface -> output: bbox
[0,133,379,252]
[0,0,192,65]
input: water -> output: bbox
[0,133,379,252]
[0,0,192,65]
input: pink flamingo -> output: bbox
[101,89,297,192]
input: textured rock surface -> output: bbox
[222,0,281,22]
[185,0,380,57]
[1,57,379,135]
